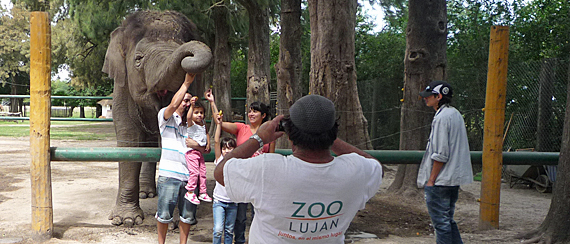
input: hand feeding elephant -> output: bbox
[102,10,212,227]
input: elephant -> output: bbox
[102,10,212,227]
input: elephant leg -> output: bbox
[139,161,157,199]
[109,161,145,227]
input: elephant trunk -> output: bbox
[149,41,212,94]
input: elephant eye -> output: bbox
[134,53,144,69]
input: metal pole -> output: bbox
[49,148,559,165]
[30,11,53,240]
[479,26,509,230]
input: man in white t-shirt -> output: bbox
[214,95,384,244]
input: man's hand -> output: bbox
[186,138,206,154]
[256,115,286,145]
[185,73,196,84]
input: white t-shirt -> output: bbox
[187,123,207,146]
[213,156,232,202]
[224,153,383,244]
[157,107,189,181]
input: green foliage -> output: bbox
[355,5,405,149]
[511,0,570,62]
[231,48,248,98]
[446,0,515,150]
[16,0,49,11]
[0,3,30,91]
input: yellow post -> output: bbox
[479,25,509,230]
[30,11,53,240]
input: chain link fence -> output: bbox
[503,59,568,153]
[356,57,568,153]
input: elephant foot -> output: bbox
[108,204,145,227]
[139,183,157,199]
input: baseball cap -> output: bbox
[289,95,336,134]
[419,80,453,98]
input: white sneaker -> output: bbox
[198,193,212,202]
[185,192,200,205]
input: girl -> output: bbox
[212,109,238,244]
[184,96,212,205]
[204,89,272,243]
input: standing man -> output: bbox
[155,73,201,244]
[214,95,383,243]
[418,81,473,244]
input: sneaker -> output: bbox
[198,193,212,202]
[185,192,200,205]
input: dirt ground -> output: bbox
[0,122,552,243]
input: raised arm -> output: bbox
[331,138,384,177]
[204,89,238,135]
[163,73,195,120]
[214,115,285,186]
[186,96,197,126]
[330,138,376,160]
[213,112,223,161]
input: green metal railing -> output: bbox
[50,147,560,165]
[0,95,112,121]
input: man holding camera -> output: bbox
[214,94,383,244]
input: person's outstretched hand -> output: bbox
[215,112,223,125]
[256,115,285,145]
[205,89,215,103]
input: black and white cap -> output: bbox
[419,80,453,98]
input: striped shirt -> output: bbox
[157,107,189,181]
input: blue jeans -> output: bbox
[155,176,197,225]
[424,186,462,244]
[213,200,238,244]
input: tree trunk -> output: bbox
[516,56,570,244]
[275,0,302,149]
[9,77,18,113]
[96,104,102,118]
[307,0,371,150]
[536,58,556,152]
[238,0,271,107]
[387,0,448,197]
[80,106,85,118]
[68,106,75,117]
[212,1,233,127]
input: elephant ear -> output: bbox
[102,28,127,88]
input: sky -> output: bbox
[0,0,11,10]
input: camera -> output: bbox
[278,117,290,131]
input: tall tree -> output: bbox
[236,0,272,106]
[307,0,371,149]
[388,0,447,196]
[211,0,233,126]
[0,3,30,113]
[274,0,301,148]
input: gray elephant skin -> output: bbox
[102,10,212,227]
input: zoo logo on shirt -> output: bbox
[286,201,343,234]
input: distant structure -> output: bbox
[97,94,113,118]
